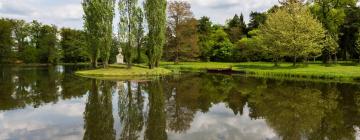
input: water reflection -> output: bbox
[0,66,360,140]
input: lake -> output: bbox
[0,65,360,140]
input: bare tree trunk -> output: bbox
[293,56,297,67]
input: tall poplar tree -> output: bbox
[119,0,140,68]
[135,8,144,64]
[83,0,115,68]
[144,0,167,69]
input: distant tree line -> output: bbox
[0,0,359,67]
[163,0,360,66]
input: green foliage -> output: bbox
[234,30,267,61]
[119,0,141,68]
[135,8,145,64]
[0,18,14,63]
[208,28,234,62]
[12,19,30,59]
[82,0,115,68]
[247,12,267,31]
[144,0,167,69]
[60,28,88,63]
[339,6,360,60]
[21,47,38,63]
[259,3,326,66]
[197,16,213,61]
[226,14,247,43]
[38,25,59,64]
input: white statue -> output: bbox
[116,47,124,64]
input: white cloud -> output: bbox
[0,0,279,28]
[168,103,278,140]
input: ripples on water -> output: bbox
[0,65,360,140]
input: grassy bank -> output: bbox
[75,62,360,82]
[161,62,360,81]
[76,64,172,79]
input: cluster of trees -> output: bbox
[1,0,359,67]
[82,0,166,68]
[163,0,360,65]
[0,19,61,64]
[0,18,115,64]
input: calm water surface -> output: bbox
[0,65,360,140]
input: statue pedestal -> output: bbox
[116,54,124,64]
[116,48,124,64]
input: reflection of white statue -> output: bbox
[116,47,124,64]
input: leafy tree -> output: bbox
[0,18,14,63]
[100,0,115,68]
[144,0,167,69]
[119,0,141,68]
[323,34,339,64]
[135,8,145,64]
[60,28,87,63]
[339,6,360,60]
[167,1,197,63]
[247,12,267,32]
[82,0,115,68]
[197,16,213,61]
[234,30,266,61]
[12,19,30,61]
[310,0,357,62]
[38,25,59,64]
[208,28,234,62]
[166,18,199,62]
[259,3,326,66]
[226,14,246,43]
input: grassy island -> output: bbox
[76,64,172,79]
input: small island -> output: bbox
[76,64,172,79]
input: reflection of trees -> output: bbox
[145,80,167,140]
[61,73,91,99]
[247,81,330,140]
[0,66,90,111]
[0,66,21,110]
[308,83,360,140]
[83,80,115,140]
[118,81,145,140]
[165,76,198,133]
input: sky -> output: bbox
[0,0,280,29]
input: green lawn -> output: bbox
[75,62,360,82]
[161,62,360,81]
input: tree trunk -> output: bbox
[358,56,360,64]
[293,56,297,67]
[91,56,98,68]
[334,54,337,64]
[155,60,159,67]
